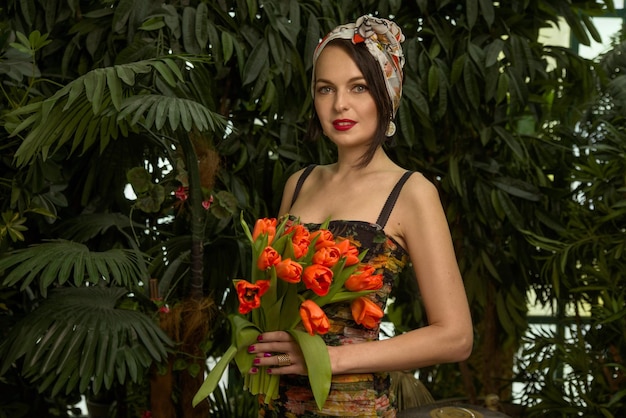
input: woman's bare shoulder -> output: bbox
[403,171,439,199]
[279,165,323,216]
[394,172,445,227]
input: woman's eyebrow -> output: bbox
[315,76,367,85]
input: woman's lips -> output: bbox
[332,119,356,131]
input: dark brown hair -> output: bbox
[306,38,394,168]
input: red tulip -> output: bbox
[302,264,333,296]
[351,297,384,329]
[300,300,330,336]
[235,279,271,314]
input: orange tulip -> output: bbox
[257,246,281,270]
[299,300,330,336]
[312,246,342,268]
[252,218,277,244]
[302,264,333,296]
[310,229,335,250]
[235,279,271,314]
[286,224,310,258]
[344,265,383,291]
[335,239,360,266]
[351,297,384,329]
[275,258,303,283]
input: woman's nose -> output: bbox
[333,90,349,112]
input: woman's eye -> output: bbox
[353,85,368,93]
[318,86,333,94]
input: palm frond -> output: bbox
[0,240,145,295]
[118,94,225,132]
[390,371,435,411]
[56,212,144,243]
[9,57,227,167]
[208,380,258,418]
[0,287,172,396]
[146,235,192,298]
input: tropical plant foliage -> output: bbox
[0,287,171,395]
[0,0,624,417]
[517,33,626,417]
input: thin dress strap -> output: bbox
[289,164,317,208]
[376,171,414,228]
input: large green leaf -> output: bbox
[0,240,146,295]
[287,329,332,411]
[9,57,225,167]
[0,287,172,396]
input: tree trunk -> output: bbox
[480,282,515,399]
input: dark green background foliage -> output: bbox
[0,1,624,417]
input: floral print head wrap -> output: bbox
[312,15,406,117]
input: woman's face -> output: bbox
[313,45,378,149]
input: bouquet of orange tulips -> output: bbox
[193,214,384,410]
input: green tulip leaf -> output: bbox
[192,344,238,407]
[287,329,331,410]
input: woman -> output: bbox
[248,15,473,417]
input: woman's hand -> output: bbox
[247,331,308,376]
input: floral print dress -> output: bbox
[258,166,413,418]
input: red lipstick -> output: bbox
[332,119,356,131]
